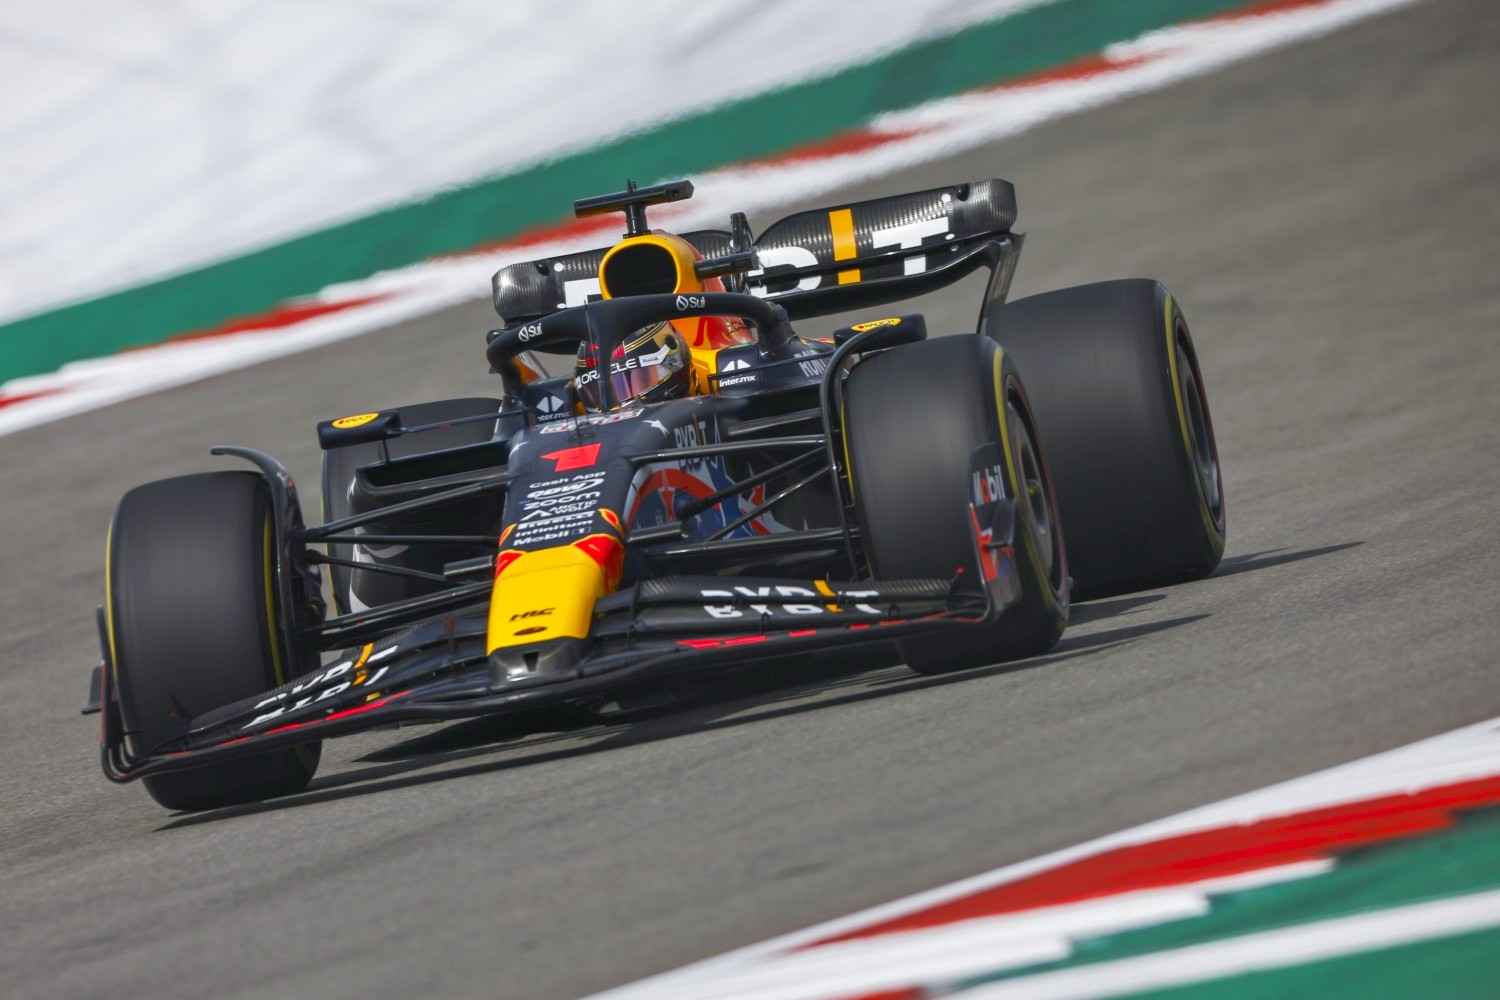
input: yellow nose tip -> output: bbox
[484,534,624,654]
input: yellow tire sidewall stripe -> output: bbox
[1162,294,1226,554]
[991,343,1065,620]
[264,512,318,769]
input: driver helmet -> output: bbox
[573,321,691,411]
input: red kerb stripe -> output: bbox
[807,773,1500,947]
[0,388,62,410]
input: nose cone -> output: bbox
[488,638,588,690]
[486,535,624,653]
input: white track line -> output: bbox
[956,888,1500,1000]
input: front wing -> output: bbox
[97,496,1022,785]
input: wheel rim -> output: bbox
[1010,404,1058,583]
[1176,332,1223,524]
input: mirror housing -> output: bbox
[832,314,928,351]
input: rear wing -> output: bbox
[492,179,1022,329]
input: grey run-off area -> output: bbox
[0,1,1496,997]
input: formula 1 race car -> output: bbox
[86,178,1225,810]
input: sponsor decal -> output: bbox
[331,412,379,429]
[748,245,821,296]
[575,343,673,389]
[561,275,602,309]
[521,497,600,520]
[538,408,642,432]
[241,655,391,729]
[509,608,553,621]
[516,321,544,342]
[700,585,883,620]
[542,444,601,471]
[973,463,1004,505]
[534,394,570,422]
[672,417,714,471]
[675,294,707,310]
[672,418,709,451]
[793,349,830,379]
[872,214,950,274]
[524,473,605,499]
[850,317,901,333]
[521,491,601,519]
[829,207,860,284]
[510,509,596,546]
[716,355,758,387]
[627,413,787,541]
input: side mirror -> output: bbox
[833,314,927,351]
[317,410,401,450]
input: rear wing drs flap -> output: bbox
[492,179,1023,330]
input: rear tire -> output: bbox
[844,335,1068,674]
[108,472,319,811]
[987,280,1225,599]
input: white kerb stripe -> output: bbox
[954,888,1500,1000]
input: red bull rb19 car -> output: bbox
[85,178,1226,810]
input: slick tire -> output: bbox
[845,334,1069,674]
[321,397,504,614]
[986,280,1225,599]
[108,471,319,811]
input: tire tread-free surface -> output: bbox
[845,334,1066,670]
[990,279,1224,598]
[110,471,317,810]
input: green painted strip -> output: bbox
[1112,926,1500,1000]
[958,808,1500,990]
[0,0,1253,384]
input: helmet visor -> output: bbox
[575,324,686,411]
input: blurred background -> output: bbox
[2,2,1497,999]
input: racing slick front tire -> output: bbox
[986,280,1226,599]
[844,334,1069,674]
[107,471,319,811]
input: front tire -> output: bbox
[108,471,319,811]
[987,280,1225,599]
[844,334,1068,674]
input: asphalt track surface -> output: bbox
[2,3,1497,997]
